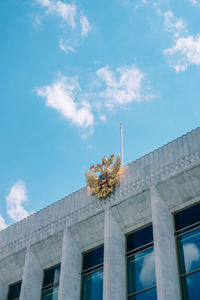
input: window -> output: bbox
[7,281,21,300]
[41,264,60,300]
[175,203,200,300]
[126,225,157,300]
[81,246,104,300]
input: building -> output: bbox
[1,128,200,300]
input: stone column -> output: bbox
[150,185,181,300]
[103,207,126,300]
[58,227,82,300]
[20,246,43,300]
[0,281,8,300]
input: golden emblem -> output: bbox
[85,154,121,198]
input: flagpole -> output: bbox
[120,123,123,167]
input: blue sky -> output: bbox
[1,0,200,228]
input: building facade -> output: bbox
[1,128,200,300]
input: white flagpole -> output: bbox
[120,123,123,167]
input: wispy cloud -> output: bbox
[6,181,30,222]
[32,13,42,27]
[80,14,92,37]
[36,0,77,27]
[37,0,52,7]
[99,114,106,121]
[0,214,6,230]
[35,0,92,53]
[135,0,187,38]
[156,8,200,72]
[96,65,145,109]
[190,0,199,5]
[164,34,200,72]
[132,1,197,73]
[59,39,75,54]
[157,9,187,38]
[34,64,152,136]
[35,74,94,128]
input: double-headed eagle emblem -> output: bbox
[85,154,121,198]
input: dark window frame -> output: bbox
[126,224,154,254]
[7,280,22,300]
[41,263,61,300]
[82,244,104,275]
[174,202,200,233]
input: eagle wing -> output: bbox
[110,154,121,180]
[85,172,98,190]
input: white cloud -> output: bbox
[35,0,92,53]
[59,39,75,54]
[32,14,42,27]
[96,65,144,109]
[157,9,187,38]
[99,114,106,121]
[80,14,92,37]
[35,75,94,128]
[164,11,186,37]
[164,34,200,72]
[190,0,199,4]
[34,66,151,133]
[37,0,52,7]
[134,4,187,37]
[36,0,77,28]
[0,214,6,230]
[6,181,30,222]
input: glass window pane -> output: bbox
[175,204,200,231]
[81,269,103,300]
[83,247,104,271]
[177,227,200,274]
[41,287,58,300]
[129,287,157,300]
[128,248,156,294]
[181,271,200,300]
[127,226,153,253]
[43,265,60,288]
[54,266,60,285]
[7,281,21,300]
